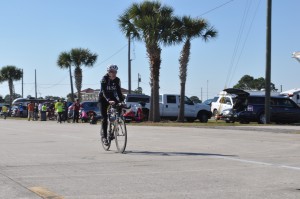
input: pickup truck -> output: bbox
[159,94,212,122]
[125,94,212,122]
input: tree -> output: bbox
[133,87,143,94]
[45,96,61,101]
[190,96,201,104]
[0,95,5,103]
[57,48,98,101]
[4,93,21,104]
[57,52,74,102]
[233,75,276,91]
[67,93,77,102]
[176,16,217,122]
[119,1,177,122]
[0,66,23,105]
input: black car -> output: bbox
[220,88,300,124]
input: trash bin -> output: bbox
[41,111,47,121]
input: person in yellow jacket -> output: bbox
[55,99,64,123]
[1,105,8,119]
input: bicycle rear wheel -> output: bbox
[114,118,127,153]
[100,122,111,151]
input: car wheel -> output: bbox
[258,113,266,124]
[198,112,208,123]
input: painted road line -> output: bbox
[216,156,300,171]
[28,187,64,199]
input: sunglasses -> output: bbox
[109,70,117,74]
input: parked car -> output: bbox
[219,88,300,124]
[211,92,236,117]
[124,94,150,121]
[68,101,101,119]
[203,97,218,107]
[79,101,101,118]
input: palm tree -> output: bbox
[57,48,98,101]
[119,1,177,122]
[176,16,217,122]
[57,51,74,102]
[0,65,23,106]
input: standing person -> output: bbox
[55,99,64,123]
[41,103,47,121]
[1,105,8,119]
[33,103,39,121]
[27,102,34,121]
[72,99,80,123]
[19,103,24,117]
[99,64,124,145]
[63,101,69,123]
[38,102,43,121]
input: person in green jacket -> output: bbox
[55,99,64,123]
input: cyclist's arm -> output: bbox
[100,76,111,102]
[116,78,124,102]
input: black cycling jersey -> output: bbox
[99,74,124,102]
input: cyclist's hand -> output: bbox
[109,101,116,105]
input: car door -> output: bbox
[182,96,196,117]
[275,98,300,122]
[162,95,178,117]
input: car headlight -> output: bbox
[222,110,231,115]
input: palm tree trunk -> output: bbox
[177,82,186,122]
[74,67,82,101]
[8,79,13,106]
[177,39,191,122]
[69,66,75,102]
[149,83,154,121]
[147,43,161,122]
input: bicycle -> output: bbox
[100,103,129,153]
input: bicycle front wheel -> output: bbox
[114,118,127,153]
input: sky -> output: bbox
[1,0,300,101]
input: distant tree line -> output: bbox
[233,75,277,91]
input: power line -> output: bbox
[228,0,262,86]
[199,0,235,17]
[225,0,252,88]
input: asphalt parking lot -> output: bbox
[0,119,300,199]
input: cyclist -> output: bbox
[99,64,124,145]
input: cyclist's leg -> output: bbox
[100,100,109,139]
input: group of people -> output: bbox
[26,102,47,121]
[25,99,81,123]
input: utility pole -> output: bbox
[128,36,132,94]
[21,69,23,98]
[265,0,272,124]
[35,69,37,99]
[138,73,141,88]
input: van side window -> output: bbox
[277,98,294,107]
[167,95,177,104]
[248,97,264,105]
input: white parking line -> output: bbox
[216,156,300,171]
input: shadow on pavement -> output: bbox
[125,150,237,157]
